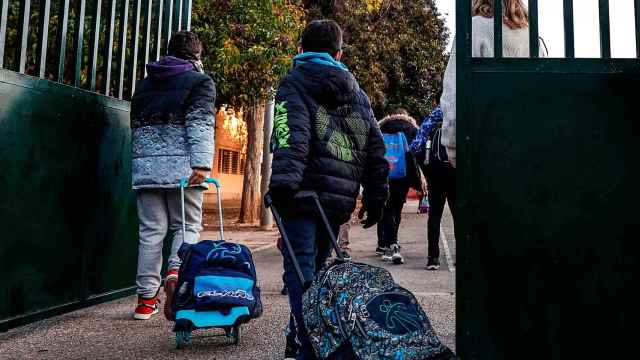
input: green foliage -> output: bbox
[2,0,159,98]
[192,0,305,107]
[305,0,449,119]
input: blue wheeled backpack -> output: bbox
[266,191,457,360]
[172,240,263,319]
[383,132,409,179]
[171,178,262,348]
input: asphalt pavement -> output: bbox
[0,200,456,359]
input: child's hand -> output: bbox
[188,168,209,185]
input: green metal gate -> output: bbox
[0,0,192,330]
[456,0,639,358]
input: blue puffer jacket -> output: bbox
[130,56,216,189]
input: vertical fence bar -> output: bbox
[155,0,163,59]
[528,0,539,58]
[73,0,86,87]
[104,0,116,96]
[142,0,152,76]
[15,0,32,73]
[494,0,502,58]
[636,0,640,58]
[563,0,575,58]
[598,0,611,58]
[176,0,182,31]
[129,0,142,98]
[165,0,173,50]
[0,0,8,68]
[57,0,70,82]
[117,0,130,99]
[88,0,102,91]
[36,0,51,78]
[184,0,191,30]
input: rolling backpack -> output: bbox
[171,240,263,318]
[383,132,409,179]
[266,191,457,360]
[170,178,262,348]
[303,261,455,360]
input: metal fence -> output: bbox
[0,0,192,100]
[0,0,193,330]
[481,0,640,59]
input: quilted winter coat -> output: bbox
[130,56,216,189]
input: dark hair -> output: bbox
[168,31,203,61]
[300,19,343,56]
[434,88,443,105]
[393,108,410,116]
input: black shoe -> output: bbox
[426,257,440,270]
[284,334,299,359]
[375,246,387,256]
[339,249,352,261]
[280,285,288,295]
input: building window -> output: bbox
[218,149,245,175]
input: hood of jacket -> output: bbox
[289,52,360,107]
[146,56,197,79]
[378,114,418,133]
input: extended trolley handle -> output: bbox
[265,191,347,287]
[180,177,224,242]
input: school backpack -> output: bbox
[171,240,263,319]
[424,122,449,166]
[303,261,456,360]
[383,132,409,179]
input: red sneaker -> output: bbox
[133,296,159,320]
[164,268,179,320]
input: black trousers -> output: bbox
[377,184,409,248]
[426,164,457,260]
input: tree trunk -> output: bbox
[239,100,265,224]
[260,99,275,229]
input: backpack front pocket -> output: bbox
[193,274,255,311]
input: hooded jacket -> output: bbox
[130,56,216,189]
[269,52,389,221]
[378,114,422,192]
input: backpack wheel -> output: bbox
[175,330,192,349]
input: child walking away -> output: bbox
[267,19,389,360]
[129,31,216,320]
[411,104,455,270]
[378,111,423,264]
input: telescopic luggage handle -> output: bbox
[265,191,347,287]
[180,177,224,242]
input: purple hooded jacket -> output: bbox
[146,56,198,79]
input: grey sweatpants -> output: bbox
[135,188,204,298]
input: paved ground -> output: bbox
[0,201,456,359]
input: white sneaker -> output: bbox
[383,244,404,265]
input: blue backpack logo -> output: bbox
[383,132,409,179]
